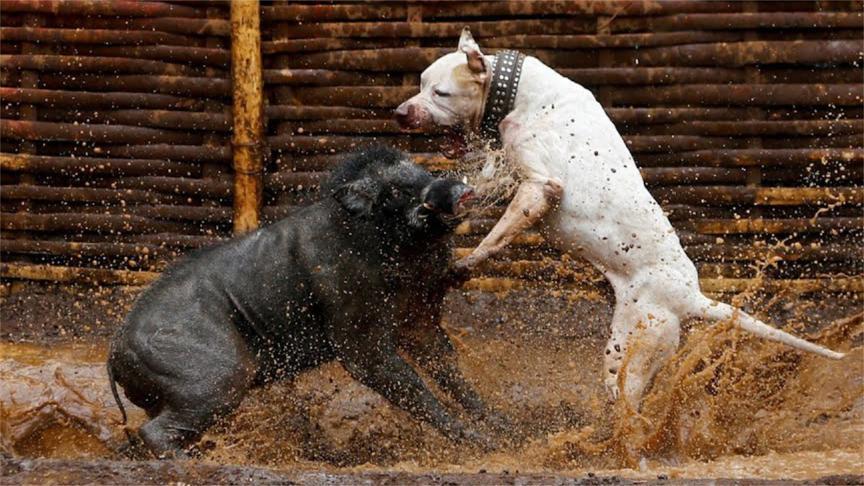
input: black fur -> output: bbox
[107,146,499,457]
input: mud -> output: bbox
[1,284,862,483]
[3,458,863,485]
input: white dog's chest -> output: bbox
[501,102,686,279]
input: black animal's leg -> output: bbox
[138,368,254,459]
[404,324,514,436]
[130,323,258,459]
[336,328,493,449]
[139,409,201,458]
[404,324,487,415]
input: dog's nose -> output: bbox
[394,103,414,129]
[394,103,409,117]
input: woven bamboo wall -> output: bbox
[1,0,233,284]
[1,1,862,293]
[260,0,864,293]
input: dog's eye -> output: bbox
[434,89,451,97]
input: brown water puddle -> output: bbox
[1,306,862,481]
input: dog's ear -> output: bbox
[458,27,487,75]
[333,177,379,216]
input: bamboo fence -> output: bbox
[1,0,862,293]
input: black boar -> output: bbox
[107,146,500,458]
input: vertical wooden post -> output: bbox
[230,0,264,234]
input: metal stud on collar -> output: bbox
[479,49,525,144]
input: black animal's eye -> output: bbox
[434,89,451,97]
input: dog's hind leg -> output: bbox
[603,302,631,401]
[687,295,844,359]
[605,303,680,408]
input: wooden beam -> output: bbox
[1,263,159,286]
[230,0,264,234]
[3,262,859,294]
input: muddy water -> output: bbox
[1,292,862,481]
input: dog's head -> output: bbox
[394,27,490,132]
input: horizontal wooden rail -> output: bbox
[4,261,858,295]
[5,235,858,265]
[1,240,165,258]
[0,184,181,204]
[1,263,160,286]
[263,2,740,22]
[611,12,864,32]
[681,218,863,235]
[112,176,232,198]
[98,144,231,163]
[634,40,863,67]
[69,46,230,66]
[0,153,195,176]
[0,26,193,46]
[0,119,203,145]
[272,19,595,40]
[1,0,202,18]
[0,87,209,110]
[608,84,863,106]
[639,148,863,168]
[49,17,230,37]
[36,109,231,132]
[652,186,863,206]
[278,44,863,71]
[0,212,190,234]
[0,54,204,75]
[268,84,863,108]
[37,74,232,98]
[476,31,743,49]
[270,118,863,137]
[463,276,862,294]
[263,68,392,86]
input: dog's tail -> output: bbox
[696,297,844,360]
[107,360,128,425]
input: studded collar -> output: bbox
[477,50,526,144]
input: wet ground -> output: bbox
[1,282,862,484]
[4,458,863,485]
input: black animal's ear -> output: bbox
[333,177,379,216]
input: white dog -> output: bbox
[395,28,844,408]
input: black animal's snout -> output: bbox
[450,183,475,216]
[422,179,475,216]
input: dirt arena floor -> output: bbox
[2,281,862,484]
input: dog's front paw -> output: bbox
[453,257,472,271]
[455,250,487,272]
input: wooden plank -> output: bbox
[230,0,265,234]
[0,262,159,286]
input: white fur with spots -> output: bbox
[395,28,845,409]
